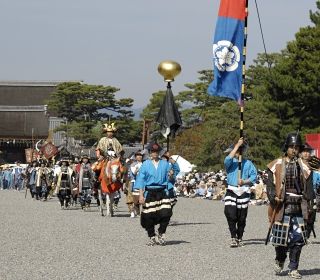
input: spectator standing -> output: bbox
[12,161,24,191]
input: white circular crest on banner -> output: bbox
[212,40,240,72]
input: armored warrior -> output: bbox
[265,133,315,279]
[299,143,320,240]
[91,157,104,210]
[54,158,75,209]
[76,155,95,209]
[224,137,257,248]
[35,161,51,201]
[128,150,144,217]
[26,161,38,199]
[95,122,124,216]
[96,122,123,160]
[71,159,81,205]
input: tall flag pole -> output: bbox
[157,60,182,152]
[239,0,249,175]
[208,0,248,177]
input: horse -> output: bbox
[93,158,125,216]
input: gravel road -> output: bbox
[0,191,319,280]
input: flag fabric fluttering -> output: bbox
[155,86,182,139]
[208,0,247,103]
[41,142,58,159]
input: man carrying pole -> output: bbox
[223,138,257,247]
[207,0,253,247]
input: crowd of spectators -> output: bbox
[0,162,27,191]
[174,169,269,205]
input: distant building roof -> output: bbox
[0,80,82,106]
[0,110,49,138]
[0,80,82,139]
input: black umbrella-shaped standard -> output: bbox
[155,83,182,150]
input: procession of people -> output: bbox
[1,126,320,279]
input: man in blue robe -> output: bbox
[224,137,257,248]
[136,143,172,246]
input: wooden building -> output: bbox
[0,81,64,163]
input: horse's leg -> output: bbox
[106,193,114,217]
[108,192,115,217]
[98,188,104,216]
[106,193,110,216]
[58,192,64,209]
[64,191,68,209]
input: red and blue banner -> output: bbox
[208,0,247,103]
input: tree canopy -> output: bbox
[46,82,140,145]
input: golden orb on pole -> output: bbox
[157,60,181,82]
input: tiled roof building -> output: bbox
[0,81,66,163]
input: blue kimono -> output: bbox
[224,156,257,189]
[312,171,320,191]
[224,155,257,241]
[168,162,180,191]
[136,158,173,238]
[135,159,171,191]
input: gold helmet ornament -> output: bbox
[103,122,117,133]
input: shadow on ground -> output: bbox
[165,240,191,246]
[169,221,212,227]
[298,268,320,276]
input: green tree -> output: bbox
[47,82,134,121]
[140,90,166,120]
[172,97,281,171]
[46,82,138,145]
[176,70,228,127]
[263,2,320,133]
[114,119,143,145]
[310,1,320,25]
[139,90,165,143]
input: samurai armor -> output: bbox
[287,216,307,246]
[271,215,307,246]
[270,216,290,246]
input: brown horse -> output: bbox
[99,158,124,194]
[94,158,125,216]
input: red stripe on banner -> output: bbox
[218,0,246,20]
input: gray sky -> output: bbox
[0,0,317,108]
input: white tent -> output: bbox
[171,155,194,173]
